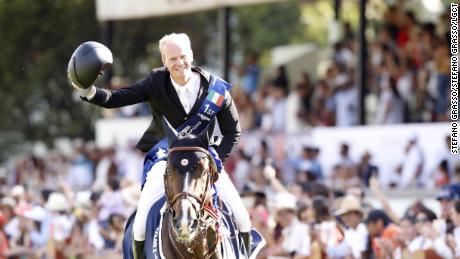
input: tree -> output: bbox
[233,1,306,59]
[0,0,304,161]
[0,0,100,160]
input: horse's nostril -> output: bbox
[172,218,178,228]
[190,219,198,230]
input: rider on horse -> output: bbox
[68,33,252,258]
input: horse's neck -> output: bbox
[162,213,221,259]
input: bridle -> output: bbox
[164,146,220,257]
[165,146,213,215]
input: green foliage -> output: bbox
[299,0,360,46]
[233,1,306,58]
[0,0,304,160]
[0,0,100,158]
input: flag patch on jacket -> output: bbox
[207,90,224,107]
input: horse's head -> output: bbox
[162,118,216,244]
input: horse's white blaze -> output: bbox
[178,171,191,238]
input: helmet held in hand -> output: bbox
[67,41,113,89]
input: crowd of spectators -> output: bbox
[0,131,457,258]
[0,140,143,258]
[101,2,454,133]
[230,1,453,132]
[225,134,460,258]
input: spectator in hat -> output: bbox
[364,209,400,258]
[9,206,49,258]
[264,192,311,258]
[408,208,453,258]
[10,185,30,216]
[436,184,460,235]
[331,195,368,258]
[45,192,74,258]
[66,191,102,257]
[22,206,50,251]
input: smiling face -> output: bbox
[161,40,193,85]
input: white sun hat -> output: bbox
[45,192,70,212]
[11,185,25,197]
[273,192,298,211]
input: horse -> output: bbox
[161,119,223,258]
[123,118,265,259]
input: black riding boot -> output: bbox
[132,239,145,259]
[240,231,251,258]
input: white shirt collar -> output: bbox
[170,72,201,114]
[170,72,200,93]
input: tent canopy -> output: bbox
[96,0,285,21]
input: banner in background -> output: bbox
[96,0,285,21]
[95,118,454,187]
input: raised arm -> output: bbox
[68,41,155,109]
[82,76,154,108]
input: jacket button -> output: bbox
[184,117,187,121]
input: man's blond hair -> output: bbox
[159,33,192,57]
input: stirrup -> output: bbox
[240,231,251,258]
[132,238,145,259]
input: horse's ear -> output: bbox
[198,118,215,148]
[162,117,178,146]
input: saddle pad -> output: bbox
[122,195,265,259]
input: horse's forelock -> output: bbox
[168,150,208,174]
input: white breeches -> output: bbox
[132,160,251,241]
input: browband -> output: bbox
[168,146,209,156]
